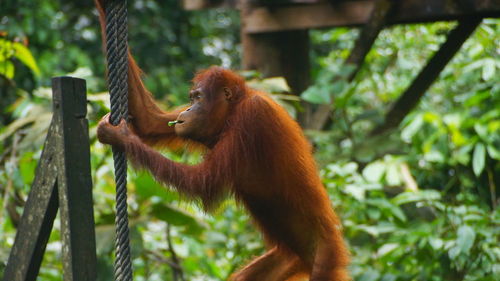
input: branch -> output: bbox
[308,0,394,130]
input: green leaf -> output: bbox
[95,224,115,255]
[449,245,461,259]
[465,90,490,106]
[401,114,424,142]
[429,237,444,250]
[386,164,402,186]
[487,145,500,160]
[355,224,396,237]
[13,42,41,76]
[19,152,36,184]
[377,243,399,257]
[337,64,356,78]
[247,77,291,93]
[151,203,206,235]
[474,124,489,142]
[380,274,397,281]
[0,38,14,60]
[358,268,381,281]
[344,184,365,201]
[472,143,486,176]
[457,225,476,254]
[331,79,347,94]
[301,85,331,104]
[362,161,386,182]
[0,60,15,79]
[482,58,496,80]
[134,172,177,202]
[260,77,290,92]
[392,190,441,205]
[388,204,407,222]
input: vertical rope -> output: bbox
[104,0,133,280]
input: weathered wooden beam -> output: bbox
[308,0,393,130]
[370,18,482,136]
[4,77,96,281]
[242,0,499,33]
[242,27,312,125]
[4,125,59,281]
[242,0,313,125]
[52,77,97,281]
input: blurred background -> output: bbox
[0,1,499,280]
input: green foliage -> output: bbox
[0,1,498,280]
[0,38,40,79]
[324,162,500,280]
[305,19,500,281]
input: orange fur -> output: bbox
[96,1,349,280]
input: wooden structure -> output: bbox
[183,0,500,131]
[4,77,97,281]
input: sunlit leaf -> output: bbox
[429,237,444,250]
[424,149,445,163]
[13,42,41,76]
[362,161,385,182]
[344,184,365,201]
[482,58,496,80]
[0,38,14,60]
[355,224,396,237]
[422,112,440,124]
[0,60,15,79]
[386,164,402,186]
[247,77,291,93]
[377,243,399,257]
[457,225,476,254]
[472,143,485,176]
[392,190,441,205]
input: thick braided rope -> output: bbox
[104,0,133,280]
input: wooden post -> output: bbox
[240,0,499,33]
[3,127,59,281]
[52,77,97,281]
[4,77,97,281]
[241,3,312,125]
